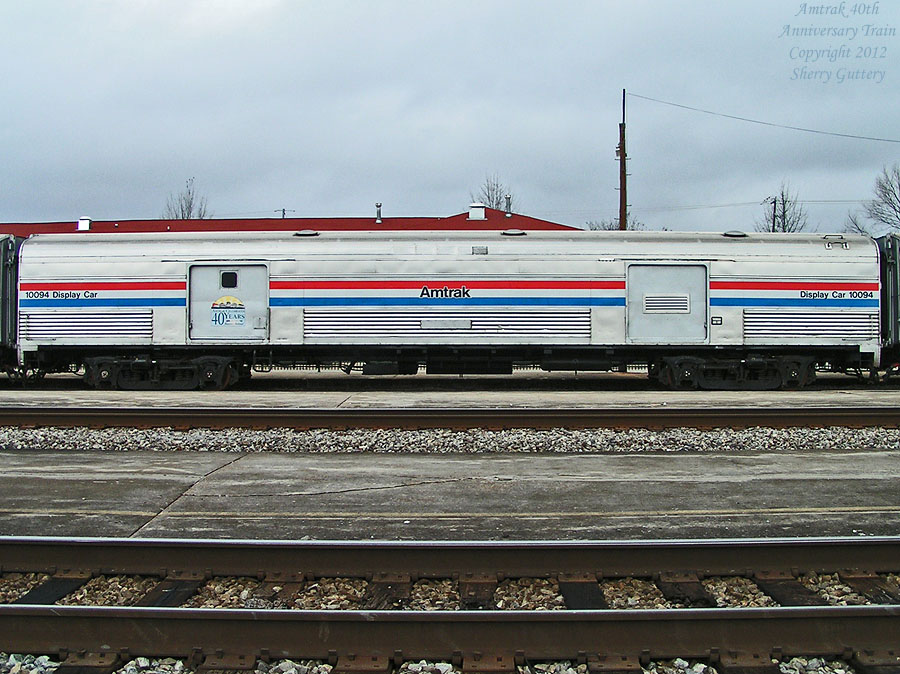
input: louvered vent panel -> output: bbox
[643,294,690,314]
[21,310,153,341]
[303,309,591,339]
[743,311,879,340]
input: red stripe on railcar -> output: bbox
[709,281,879,291]
[20,281,187,291]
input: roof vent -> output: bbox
[77,217,92,232]
[723,230,747,238]
[505,194,512,218]
[375,202,382,224]
[293,229,319,237]
[501,229,526,236]
[468,202,486,221]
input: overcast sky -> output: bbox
[2,1,899,231]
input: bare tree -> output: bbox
[470,173,515,211]
[163,177,210,219]
[845,164,900,235]
[844,211,872,235]
[586,213,646,231]
[756,182,808,233]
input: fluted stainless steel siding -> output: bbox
[303,309,591,340]
[20,310,153,341]
[743,310,879,340]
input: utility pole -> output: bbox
[764,196,777,232]
[275,208,296,219]
[616,89,627,231]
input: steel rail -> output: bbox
[1,604,899,661]
[3,536,900,578]
[4,405,900,429]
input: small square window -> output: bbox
[221,271,238,289]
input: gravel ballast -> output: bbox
[601,578,682,609]
[799,572,871,606]
[115,658,191,674]
[701,576,778,608]
[406,579,461,610]
[779,658,856,674]
[56,575,159,606]
[0,657,860,674]
[0,573,50,604]
[1,426,899,453]
[291,578,368,610]
[1,655,60,674]
[492,578,566,610]
[181,577,265,609]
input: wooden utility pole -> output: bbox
[616,89,627,230]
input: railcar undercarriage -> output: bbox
[14,345,873,391]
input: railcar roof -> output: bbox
[18,229,879,265]
[21,229,875,246]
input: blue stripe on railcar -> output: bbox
[19,298,186,307]
[710,298,878,308]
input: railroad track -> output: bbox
[4,405,900,429]
[2,537,900,672]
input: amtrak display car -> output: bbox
[8,229,890,389]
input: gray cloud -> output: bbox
[1,1,897,231]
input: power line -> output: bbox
[628,92,900,144]
[532,199,862,218]
[634,201,759,213]
[634,199,862,213]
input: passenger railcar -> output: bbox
[4,228,899,390]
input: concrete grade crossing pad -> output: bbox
[0,450,898,540]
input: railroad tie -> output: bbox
[196,653,257,672]
[850,650,900,674]
[751,570,829,606]
[13,570,92,605]
[133,571,206,607]
[655,571,716,608]
[714,652,781,674]
[462,653,515,674]
[838,570,900,604]
[54,653,121,674]
[558,572,608,609]
[332,655,392,674]
[586,654,642,674]
[362,573,412,610]
[459,573,499,609]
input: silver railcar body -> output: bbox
[14,229,883,388]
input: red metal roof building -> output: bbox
[0,205,577,237]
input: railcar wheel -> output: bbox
[195,357,234,391]
[659,363,677,390]
[85,359,119,389]
[779,357,816,389]
[97,364,116,388]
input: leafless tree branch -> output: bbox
[586,213,647,231]
[470,173,515,211]
[864,164,900,230]
[163,177,210,219]
[755,182,808,233]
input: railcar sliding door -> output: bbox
[188,265,268,341]
[626,264,708,343]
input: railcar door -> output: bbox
[626,264,707,343]
[188,264,268,340]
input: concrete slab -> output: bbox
[0,371,898,409]
[1,450,897,540]
[0,451,237,537]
